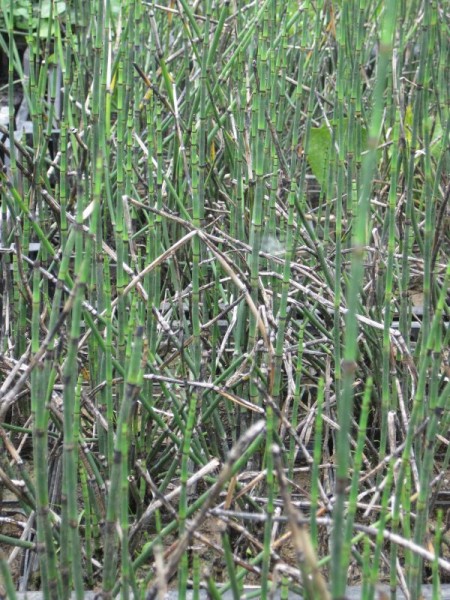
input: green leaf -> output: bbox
[306,119,368,189]
[428,111,448,162]
[40,0,66,19]
[111,0,122,15]
[307,124,332,189]
[404,104,413,149]
[14,8,29,18]
[40,0,52,18]
[39,18,55,37]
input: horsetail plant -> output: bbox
[0,1,449,598]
